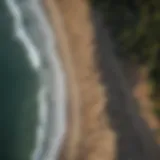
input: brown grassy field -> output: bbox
[133,67,160,144]
[122,61,160,144]
[44,0,116,160]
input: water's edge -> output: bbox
[5,0,67,160]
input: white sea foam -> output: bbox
[6,0,41,70]
[30,1,67,160]
[5,0,66,160]
[32,86,48,160]
[31,1,67,160]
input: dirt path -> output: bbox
[43,0,116,160]
[92,9,160,160]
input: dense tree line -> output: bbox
[92,0,160,118]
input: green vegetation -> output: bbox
[92,0,160,119]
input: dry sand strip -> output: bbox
[43,0,116,160]
[43,1,81,160]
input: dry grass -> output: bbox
[44,0,116,160]
[133,67,160,144]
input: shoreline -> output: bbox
[32,1,68,160]
[42,1,81,160]
[6,0,68,159]
[43,0,116,160]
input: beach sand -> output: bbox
[43,0,116,160]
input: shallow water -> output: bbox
[0,1,39,159]
[0,0,66,160]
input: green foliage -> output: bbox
[153,108,160,119]
[92,0,160,118]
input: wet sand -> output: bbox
[43,0,116,160]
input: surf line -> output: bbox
[5,0,67,160]
[30,0,67,160]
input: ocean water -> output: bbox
[0,0,66,160]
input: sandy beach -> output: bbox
[43,0,116,160]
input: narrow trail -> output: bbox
[92,9,160,160]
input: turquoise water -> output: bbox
[0,1,39,159]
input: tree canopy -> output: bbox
[92,0,160,118]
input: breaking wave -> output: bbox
[5,0,67,160]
